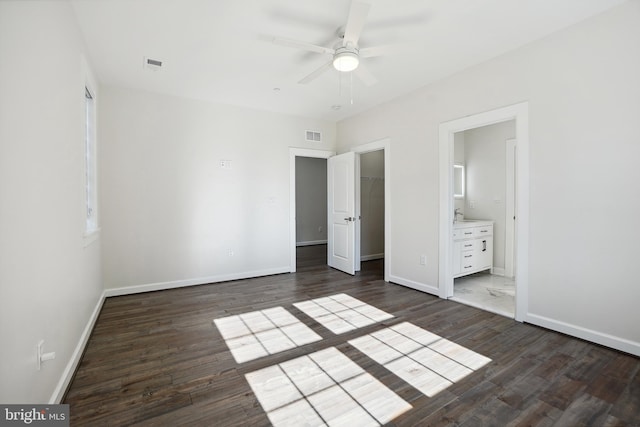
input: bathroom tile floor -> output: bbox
[452,271,515,318]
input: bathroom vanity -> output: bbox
[453,220,493,278]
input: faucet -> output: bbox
[454,208,463,223]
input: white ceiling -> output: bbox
[71,0,627,121]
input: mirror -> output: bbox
[454,164,465,199]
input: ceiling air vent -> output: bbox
[305,130,322,142]
[143,57,163,71]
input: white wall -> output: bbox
[0,1,103,402]
[360,150,385,258]
[337,1,640,354]
[296,157,327,245]
[463,120,516,270]
[100,86,336,291]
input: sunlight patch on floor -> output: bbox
[245,347,412,427]
[215,296,492,423]
[293,293,394,334]
[349,322,491,397]
[213,307,322,363]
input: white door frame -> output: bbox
[289,148,335,273]
[505,139,517,278]
[438,102,529,322]
[351,138,391,283]
[289,140,390,283]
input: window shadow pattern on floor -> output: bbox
[214,294,492,425]
[293,293,394,334]
[213,306,322,363]
[245,347,412,427]
[349,322,491,397]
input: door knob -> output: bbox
[344,217,355,222]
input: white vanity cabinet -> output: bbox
[453,221,493,278]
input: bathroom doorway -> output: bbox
[451,121,516,317]
[438,102,530,322]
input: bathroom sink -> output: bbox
[453,219,493,228]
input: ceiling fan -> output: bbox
[272,0,391,86]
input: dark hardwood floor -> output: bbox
[64,245,640,426]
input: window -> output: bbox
[84,87,98,234]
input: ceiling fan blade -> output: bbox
[354,63,377,86]
[272,37,334,55]
[343,0,371,47]
[359,44,396,58]
[298,61,334,84]
[367,12,430,30]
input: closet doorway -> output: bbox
[357,150,385,273]
[289,141,390,281]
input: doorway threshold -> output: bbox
[449,296,514,319]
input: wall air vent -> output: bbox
[305,130,322,142]
[143,57,163,71]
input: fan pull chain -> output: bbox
[350,72,354,105]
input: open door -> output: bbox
[327,152,356,275]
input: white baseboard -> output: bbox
[491,267,506,276]
[526,313,640,357]
[361,253,384,261]
[104,266,291,297]
[50,266,291,403]
[296,240,327,247]
[388,275,440,297]
[50,291,106,404]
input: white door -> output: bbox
[328,152,356,275]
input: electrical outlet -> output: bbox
[420,255,427,266]
[318,226,323,233]
[37,340,55,370]
[228,250,234,257]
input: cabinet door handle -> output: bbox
[464,255,472,258]
[482,240,487,252]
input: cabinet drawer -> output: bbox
[461,254,476,272]
[459,228,475,239]
[460,240,476,251]
[475,226,493,237]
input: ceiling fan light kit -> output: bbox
[333,47,360,72]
